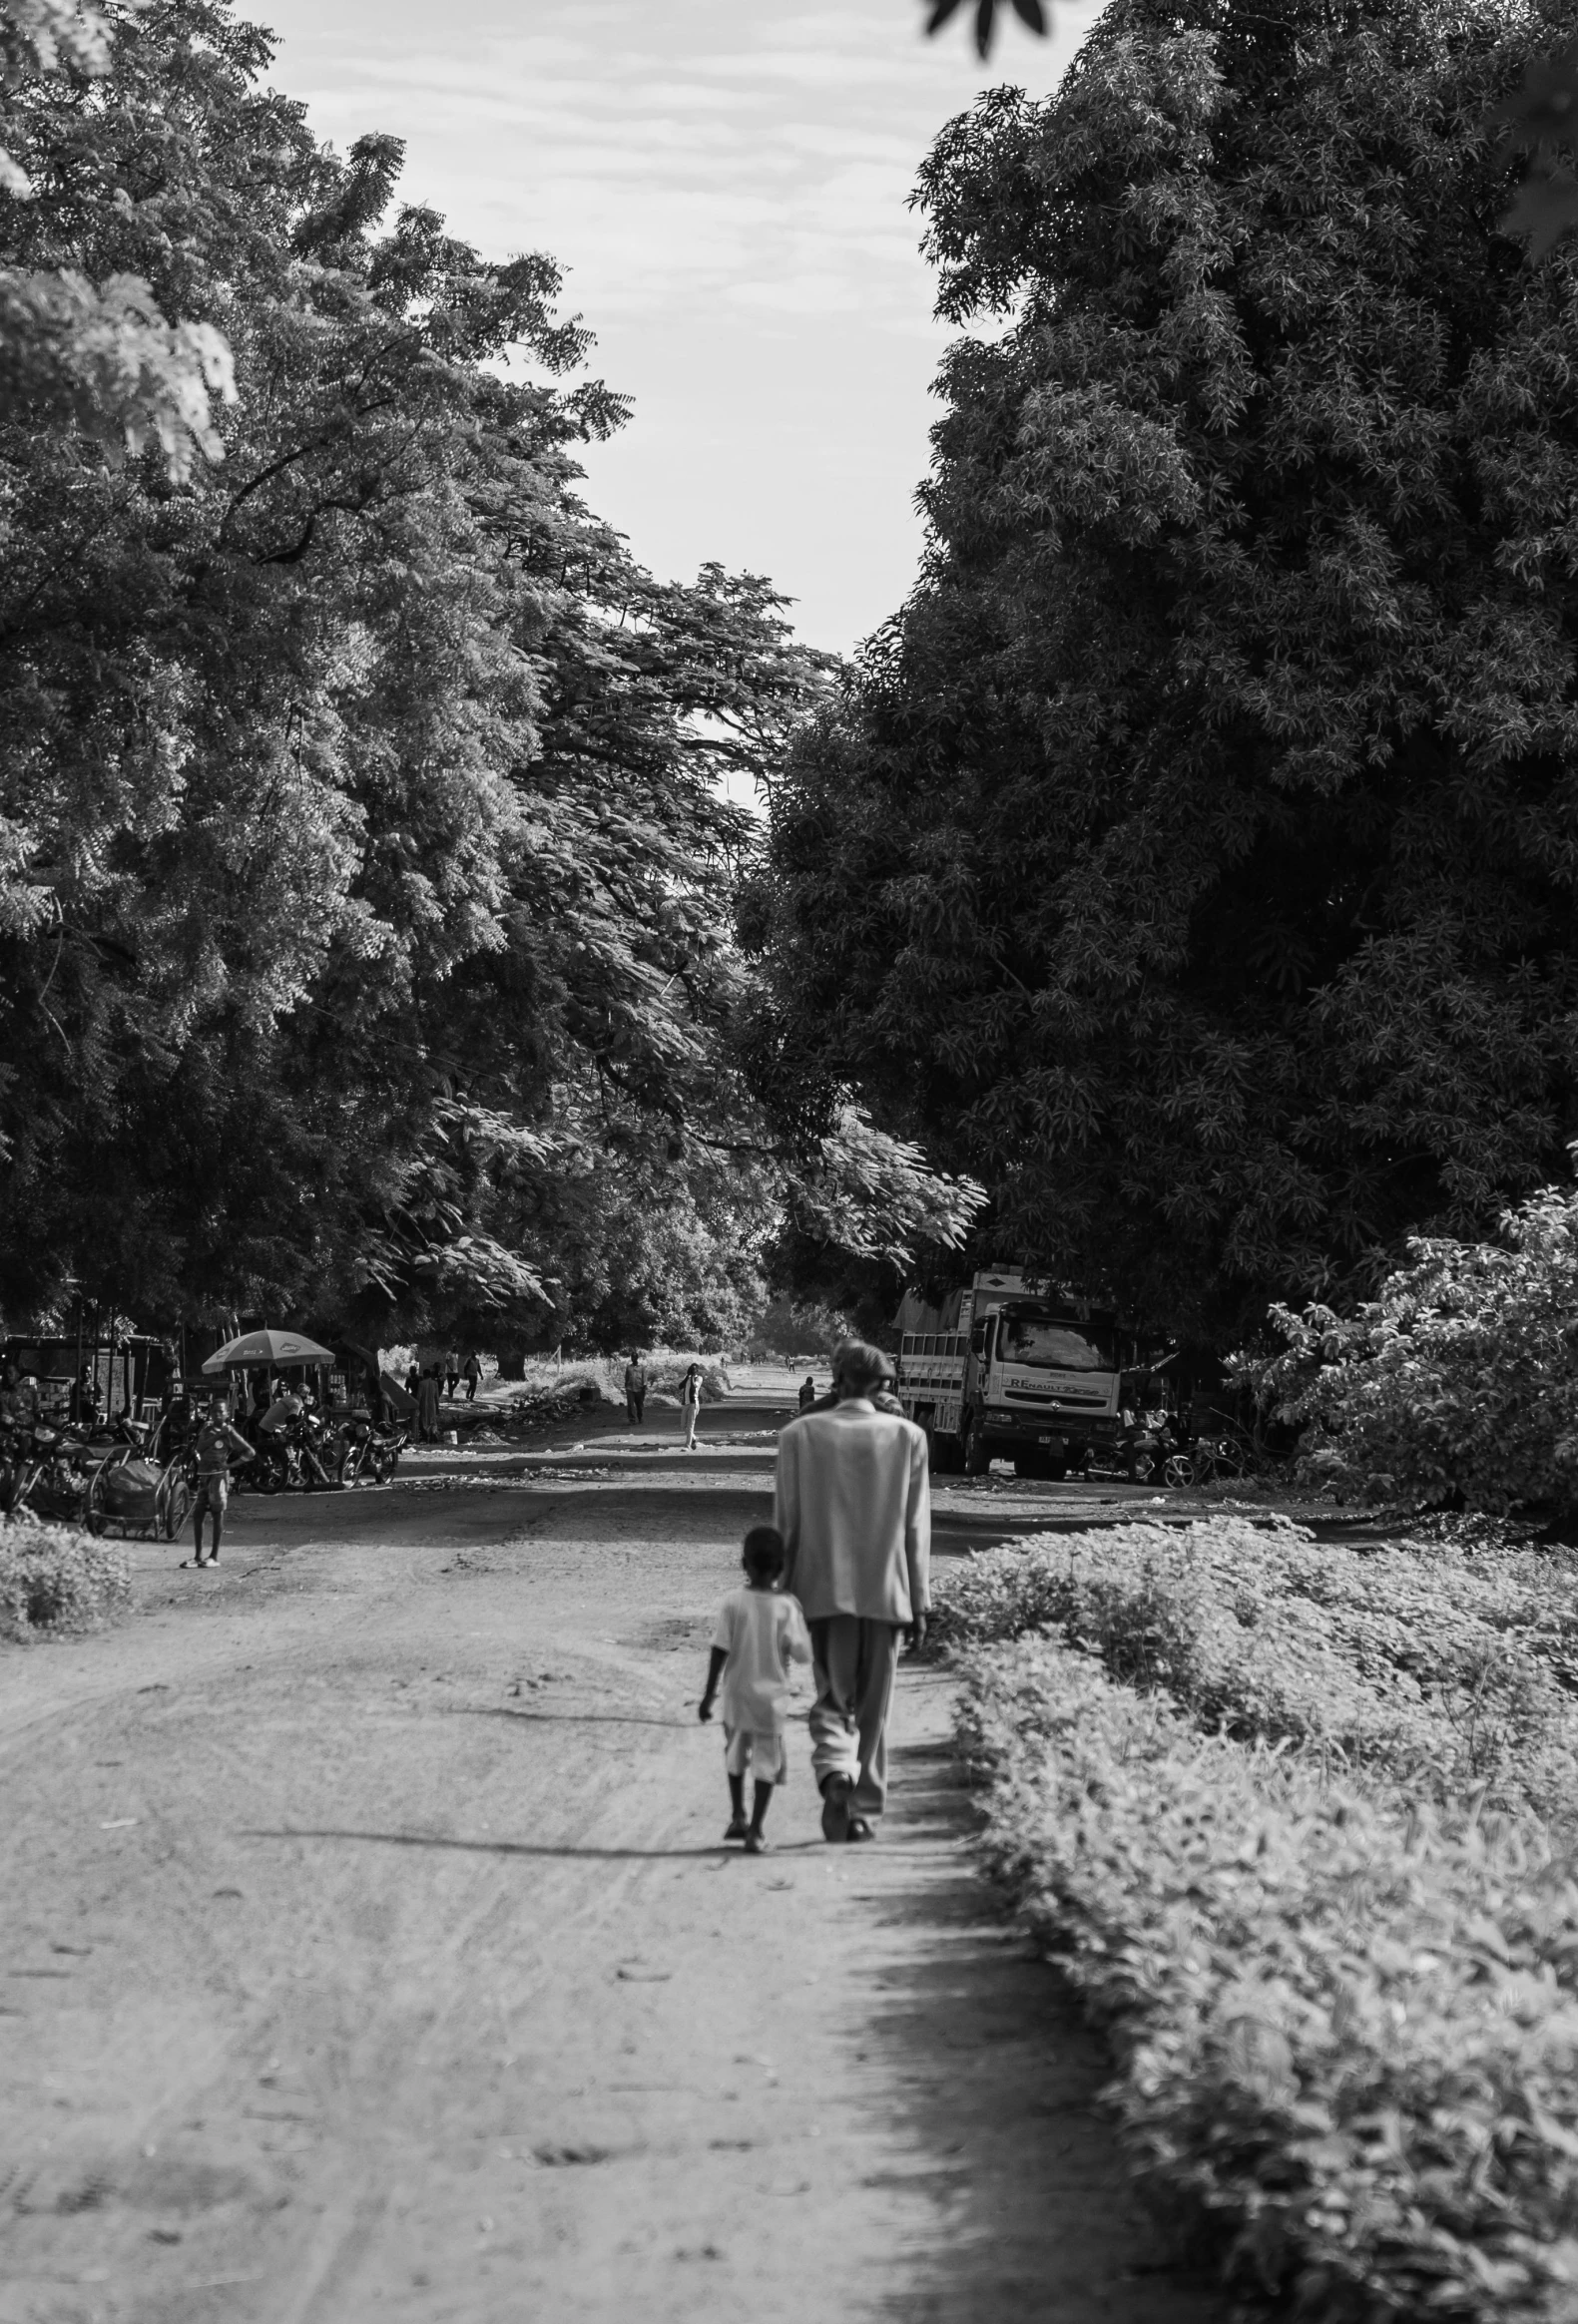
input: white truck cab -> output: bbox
[894,1267,1123,1479]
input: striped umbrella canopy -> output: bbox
[201,1328,335,1374]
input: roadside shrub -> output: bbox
[645,1361,731,1404]
[959,1636,1578,2324]
[1237,1175,1578,1514]
[0,1516,131,1639]
[509,1356,733,1408]
[931,1520,1578,1811]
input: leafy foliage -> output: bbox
[934,1517,1578,1807]
[1488,42,1578,256]
[1242,1173,1578,1516]
[960,1630,1578,2324]
[923,0,1047,61]
[0,1511,130,1635]
[762,0,1578,1343]
[0,0,236,467]
[0,0,983,1349]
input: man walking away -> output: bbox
[463,1352,482,1404]
[444,1349,461,1399]
[624,1351,647,1426]
[775,1340,929,1843]
[797,1374,816,1412]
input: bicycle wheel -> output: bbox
[1163,1452,1195,1489]
[161,1472,193,1541]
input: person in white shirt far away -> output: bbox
[774,1339,930,1844]
[698,1524,811,1853]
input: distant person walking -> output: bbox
[680,1362,705,1452]
[183,1392,255,1569]
[797,1374,816,1412]
[463,1352,482,1404]
[775,1340,930,1843]
[416,1367,441,1443]
[624,1352,647,1427]
[444,1349,461,1399]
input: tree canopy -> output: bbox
[759,0,1578,1344]
[0,0,979,1352]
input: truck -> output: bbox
[893,1267,1125,1479]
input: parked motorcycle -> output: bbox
[252,1406,343,1493]
[338,1416,407,1486]
[6,1421,96,1523]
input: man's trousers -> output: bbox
[807,1616,901,1819]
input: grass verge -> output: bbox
[942,1520,1578,2321]
[0,1515,132,1640]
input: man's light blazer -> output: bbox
[774,1397,931,1625]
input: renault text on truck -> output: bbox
[893,1268,1124,1478]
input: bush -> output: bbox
[1239,1175,1578,1514]
[0,1516,131,1639]
[932,1519,1578,1815]
[959,1636,1578,2324]
[644,1361,731,1404]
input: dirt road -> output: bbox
[1,1396,1222,2324]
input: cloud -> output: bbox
[258,0,1098,652]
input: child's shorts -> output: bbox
[192,1474,230,1518]
[724,1726,788,1785]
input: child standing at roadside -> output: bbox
[699,1525,810,1853]
[183,1391,255,1570]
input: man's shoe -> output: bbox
[723,1816,750,1842]
[820,1774,853,1844]
[847,1817,875,1842]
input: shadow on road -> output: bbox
[240,1826,829,1862]
[448,1704,695,1729]
[853,1736,1224,2324]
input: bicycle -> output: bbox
[1162,1432,1253,1489]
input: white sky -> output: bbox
[250,0,1102,658]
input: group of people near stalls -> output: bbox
[400,1352,483,1441]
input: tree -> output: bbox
[1,0,236,470]
[1242,1162,1578,1520]
[759,0,1578,1345]
[0,0,979,1351]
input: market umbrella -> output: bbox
[202,1328,336,1374]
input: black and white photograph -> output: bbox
[6,0,1578,2316]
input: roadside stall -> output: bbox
[201,1328,340,1493]
[1,1324,173,1428]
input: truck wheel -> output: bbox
[962,1416,989,1476]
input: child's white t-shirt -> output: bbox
[713,1588,811,1733]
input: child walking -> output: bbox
[699,1525,810,1853]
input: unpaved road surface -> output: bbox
[2,1397,1222,2324]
